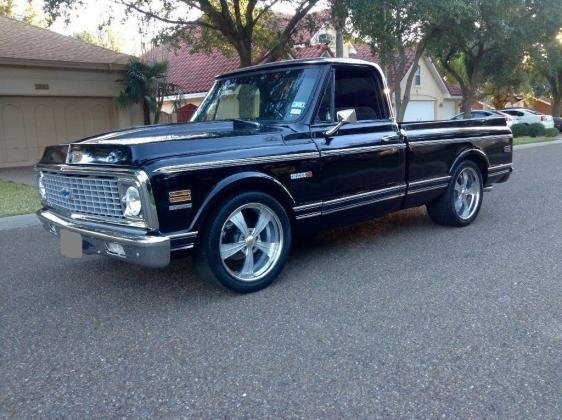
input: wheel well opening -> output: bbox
[456,153,489,184]
[195,179,296,235]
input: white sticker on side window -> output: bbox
[290,108,302,115]
[292,101,306,109]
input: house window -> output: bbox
[415,65,421,86]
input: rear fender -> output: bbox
[449,148,490,183]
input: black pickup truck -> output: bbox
[36,58,513,293]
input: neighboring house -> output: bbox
[0,16,142,168]
[151,12,461,123]
[504,97,553,115]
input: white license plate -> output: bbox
[60,229,83,258]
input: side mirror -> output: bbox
[324,109,357,138]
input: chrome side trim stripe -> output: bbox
[322,193,405,215]
[293,202,322,212]
[488,163,513,172]
[322,143,406,157]
[409,134,511,147]
[168,231,198,239]
[408,183,449,195]
[171,244,195,251]
[295,211,322,220]
[408,175,452,187]
[324,184,406,206]
[293,185,406,219]
[155,152,320,174]
[488,169,510,177]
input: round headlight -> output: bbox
[38,173,46,199]
[122,186,142,217]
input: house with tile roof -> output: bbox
[151,11,461,123]
[0,16,143,168]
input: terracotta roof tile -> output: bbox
[293,44,334,59]
[145,44,240,94]
[0,15,130,67]
[445,83,462,97]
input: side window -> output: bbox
[414,65,421,86]
[315,73,334,123]
[334,67,389,121]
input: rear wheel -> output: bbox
[197,192,292,293]
[426,161,483,227]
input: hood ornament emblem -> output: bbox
[61,187,72,200]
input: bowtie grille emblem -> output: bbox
[61,187,72,200]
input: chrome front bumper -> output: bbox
[37,209,171,268]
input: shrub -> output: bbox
[528,123,546,137]
[510,123,528,137]
[545,127,559,137]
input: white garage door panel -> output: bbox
[404,100,435,122]
[0,97,117,167]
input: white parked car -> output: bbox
[451,109,515,128]
[501,108,554,129]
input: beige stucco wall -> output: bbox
[398,56,460,120]
[0,65,143,127]
[161,97,204,123]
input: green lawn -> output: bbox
[0,179,41,217]
[513,135,560,145]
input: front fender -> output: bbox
[187,171,295,232]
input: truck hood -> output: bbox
[38,121,288,167]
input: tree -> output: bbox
[73,29,124,52]
[44,0,320,68]
[524,1,562,117]
[350,0,466,122]
[480,48,529,110]
[117,58,182,125]
[0,0,15,17]
[329,0,349,58]
[431,0,541,118]
[22,0,48,27]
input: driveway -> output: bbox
[1,144,561,418]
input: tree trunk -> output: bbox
[552,95,561,118]
[394,83,403,122]
[335,28,344,57]
[142,99,151,125]
[397,35,432,122]
[551,73,561,117]
[237,38,253,68]
[462,88,474,119]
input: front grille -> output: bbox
[42,171,124,219]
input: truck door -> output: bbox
[310,65,406,218]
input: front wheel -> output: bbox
[197,192,292,293]
[426,161,483,227]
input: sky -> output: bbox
[12,0,329,55]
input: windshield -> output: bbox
[192,67,321,123]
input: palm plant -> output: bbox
[117,58,180,125]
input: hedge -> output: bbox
[528,123,546,137]
[545,128,559,137]
[511,123,528,137]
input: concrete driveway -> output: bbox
[1,144,561,417]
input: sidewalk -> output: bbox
[0,166,35,186]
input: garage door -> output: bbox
[0,97,117,167]
[403,100,436,122]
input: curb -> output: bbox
[0,213,40,231]
[514,139,562,150]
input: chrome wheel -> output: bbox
[454,167,481,220]
[219,203,284,282]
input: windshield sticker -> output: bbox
[290,108,302,116]
[292,101,306,109]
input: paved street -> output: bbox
[2,144,561,418]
